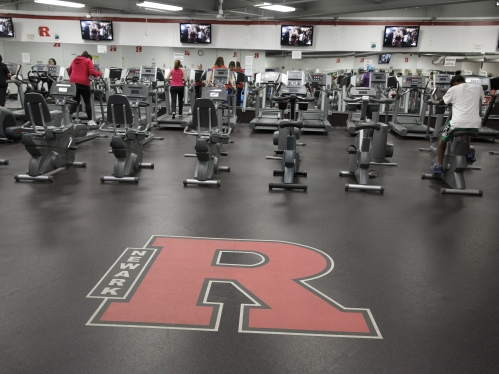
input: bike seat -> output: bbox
[279,120,303,129]
[355,123,381,131]
[139,101,150,107]
[452,130,479,138]
[218,104,230,110]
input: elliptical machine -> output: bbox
[100,94,154,183]
[340,95,397,193]
[14,83,87,182]
[269,93,314,191]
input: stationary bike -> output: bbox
[340,96,397,193]
[269,94,314,191]
[14,83,86,182]
[420,97,483,196]
[183,97,230,187]
[266,91,307,157]
[100,94,154,183]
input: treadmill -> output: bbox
[157,68,191,129]
[249,72,285,131]
[302,72,333,134]
[208,68,237,134]
[5,63,24,111]
[464,75,498,140]
[180,69,204,129]
[388,75,429,137]
[345,86,379,135]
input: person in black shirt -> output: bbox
[0,54,12,108]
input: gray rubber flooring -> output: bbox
[1,124,499,373]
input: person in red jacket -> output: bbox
[67,51,101,127]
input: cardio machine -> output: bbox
[179,69,205,129]
[340,95,397,193]
[268,93,314,191]
[464,75,499,140]
[388,75,430,138]
[420,89,483,196]
[302,73,334,134]
[266,84,308,157]
[14,83,86,182]
[183,89,230,187]
[345,86,379,135]
[249,72,285,131]
[157,67,191,129]
[100,94,154,183]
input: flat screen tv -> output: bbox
[180,23,211,44]
[80,20,114,41]
[281,25,313,46]
[379,54,392,64]
[0,17,14,38]
[383,26,420,48]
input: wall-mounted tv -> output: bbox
[80,20,114,41]
[180,23,211,44]
[379,54,392,64]
[281,25,313,46]
[0,17,14,38]
[383,26,420,48]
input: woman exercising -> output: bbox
[165,59,187,119]
[67,51,101,127]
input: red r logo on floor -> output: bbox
[87,236,381,339]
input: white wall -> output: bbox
[4,16,499,76]
[482,62,499,76]
[6,17,499,53]
[0,41,266,76]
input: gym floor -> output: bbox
[1,123,499,373]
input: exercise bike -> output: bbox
[100,94,154,183]
[420,97,483,196]
[183,96,230,187]
[340,95,397,193]
[14,83,86,182]
[266,86,307,157]
[269,93,314,191]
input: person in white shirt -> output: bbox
[431,75,484,174]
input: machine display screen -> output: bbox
[180,23,211,44]
[407,78,422,84]
[281,25,313,46]
[131,90,140,95]
[80,20,114,41]
[383,26,420,47]
[0,17,14,38]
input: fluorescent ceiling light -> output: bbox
[254,2,271,6]
[136,1,182,11]
[144,7,169,12]
[34,0,85,7]
[260,4,295,12]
